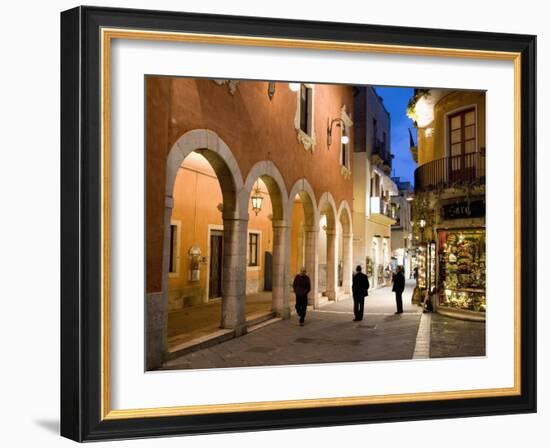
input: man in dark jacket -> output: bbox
[352,265,369,321]
[392,265,406,314]
[293,267,311,326]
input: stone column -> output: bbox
[304,226,319,307]
[272,220,290,318]
[342,232,353,296]
[221,216,248,335]
[146,195,172,370]
[325,229,337,301]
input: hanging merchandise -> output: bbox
[417,245,427,289]
[438,229,486,312]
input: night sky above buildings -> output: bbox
[374,86,417,185]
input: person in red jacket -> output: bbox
[292,267,311,326]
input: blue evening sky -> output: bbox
[373,86,417,185]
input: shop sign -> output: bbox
[441,200,485,220]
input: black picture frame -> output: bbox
[60,5,536,442]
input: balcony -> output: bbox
[414,152,485,193]
[371,138,392,172]
[370,196,397,225]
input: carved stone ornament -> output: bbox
[340,165,352,180]
[296,129,316,151]
[212,79,240,95]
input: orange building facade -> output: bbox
[146,77,355,368]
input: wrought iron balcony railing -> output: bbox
[372,138,392,168]
[414,152,485,193]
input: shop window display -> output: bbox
[438,229,486,311]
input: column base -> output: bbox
[145,292,167,370]
[274,306,291,319]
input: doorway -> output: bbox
[209,230,223,299]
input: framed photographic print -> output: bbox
[60,6,536,442]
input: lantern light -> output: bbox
[251,181,264,216]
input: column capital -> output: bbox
[304,225,319,233]
[271,219,290,229]
[325,229,337,236]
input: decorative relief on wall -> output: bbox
[340,165,352,180]
[212,79,240,95]
[296,129,316,151]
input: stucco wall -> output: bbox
[418,90,486,165]
[147,77,355,294]
[168,153,274,309]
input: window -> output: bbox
[248,233,259,267]
[341,127,349,168]
[169,224,178,274]
[299,84,312,134]
[449,108,476,157]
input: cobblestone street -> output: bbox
[162,280,486,370]
[430,312,486,358]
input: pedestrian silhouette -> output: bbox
[293,267,311,326]
[352,265,369,321]
[392,265,405,314]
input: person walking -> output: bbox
[351,265,369,321]
[392,265,405,314]
[293,267,311,326]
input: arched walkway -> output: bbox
[318,192,338,303]
[148,129,247,369]
[242,161,290,318]
[337,200,353,298]
[287,179,320,307]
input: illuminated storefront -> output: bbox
[438,229,486,312]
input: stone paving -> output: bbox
[429,312,486,358]
[162,281,423,370]
[167,291,290,349]
[161,280,486,370]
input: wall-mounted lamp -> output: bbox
[419,219,426,228]
[327,117,348,146]
[288,82,300,92]
[250,180,264,216]
[268,82,276,100]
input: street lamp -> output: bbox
[250,180,264,216]
[327,117,348,146]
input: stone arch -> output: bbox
[286,178,321,307]
[241,160,289,222]
[166,129,244,219]
[287,178,320,229]
[337,200,353,234]
[317,192,339,302]
[241,160,290,318]
[318,192,338,229]
[337,200,353,297]
[148,129,248,370]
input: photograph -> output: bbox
[58,6,537,441]
[145,77,487,371]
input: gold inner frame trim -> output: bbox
[100,27,522,421]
